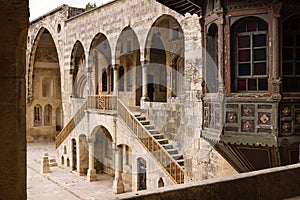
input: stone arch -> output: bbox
[91,126,114,176]
[89,33,112,95]
[206,23,219,93]
[145,14,185,102]
[115,26,142,106]
[71,40,86,97]
[158,177,165,188]
[27,27,63,141]
[75,73,88,98]
[27,27,60,103]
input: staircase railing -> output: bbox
[55,100,87,149]
[117,99,184,184]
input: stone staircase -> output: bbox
[135,114,185,168]
[117,100,184,184]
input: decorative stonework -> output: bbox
[270,1,283,18]
[282,107,291,117]
[242,120,254,132]
[226,112,237,123]
[296,114,300,124]
[282,122,291,133]
[260,114,270,124]
[242,105,254,117]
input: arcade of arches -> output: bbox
[25,0,300,196]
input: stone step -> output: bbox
[144,125,155,130]
[136,116,146,121]
[149,130,159,134]
[153,134,164,139]
[166,149,178,154]
[162,144,173,149]
[172,154,184,160]
[140,120,150,125]
[177,159,184,166]
[157,139,169,145]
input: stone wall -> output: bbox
[118,163,300,200]
[0,0,29,199]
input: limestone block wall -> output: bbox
[0,0,29,199]
[118,163,300,200]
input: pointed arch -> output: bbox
[145,14,185,102]
[89,33,112,95]
[115,26,141,106]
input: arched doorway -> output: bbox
[72,138,77,171]
[137,157,147,191]
[145,15,184,102]
[27,28,63,141]
[89,33,112,95]
[93,126,114,176]
[115,27,141,106]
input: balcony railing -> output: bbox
[88,95,117,110]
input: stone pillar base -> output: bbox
[87,169,97,182]
[113,178,125,194]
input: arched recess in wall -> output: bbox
[44,104,52,126]
[89,33,112,95]
[33,104,42,127]
[91,125,114,176]
[137,157,147,191]
[28,27,63,132]
[145,15,184,102]
[71,41,87,98]
[205,23,218,93]
[115,27,141,106]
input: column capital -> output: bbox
[270,1,282,18]
[140,60,149,66]
[112,64,119,70]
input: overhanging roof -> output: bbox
[156,0,202,16]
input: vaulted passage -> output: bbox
[27,28,63,141]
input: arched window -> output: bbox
[42,78,53,97]
[119,66,124,91]
[44,104,52,126]
[206,23,218,93]
[282,15,300,92]
[102,68,107,92]
[231,17,268,92]
[34,104,42,127]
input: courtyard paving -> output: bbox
[27,141,119,200]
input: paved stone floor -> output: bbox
[27,141,118,200]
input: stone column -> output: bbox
[271,1,282,97]
[113,146,125,194]
[113,64,119,96]
[217,16,224,94]
[87,138,97,181]
[140,60,150,106]
[270,1,282,139]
